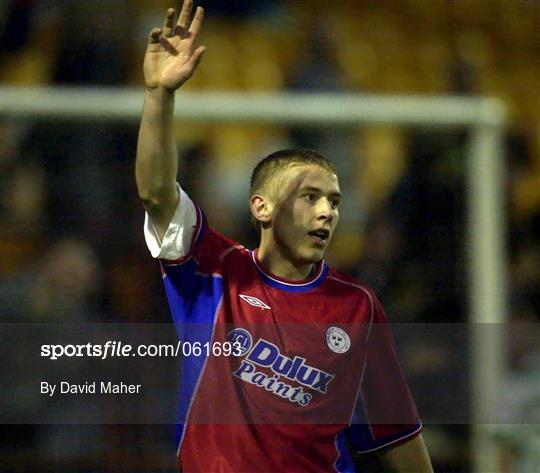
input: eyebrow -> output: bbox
[300,186,342,199]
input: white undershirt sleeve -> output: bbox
[143,183,197,260]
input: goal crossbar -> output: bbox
[1,86,504,126]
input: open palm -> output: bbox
[144,1,205,91]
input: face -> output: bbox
[267,165,341,265]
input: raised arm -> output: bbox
[136,1,205,241]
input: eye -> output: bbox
[330,198,341,209]
[304,193,316,201]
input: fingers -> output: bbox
[155,2,203,48]
[176,0,193,35]
[188,7,204,36]
[148,27,162,45]
[162,8,176,38]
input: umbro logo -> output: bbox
[239,294,270,310]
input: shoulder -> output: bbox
[160,210,249,275]
[310,267,384,327]
[199,224,242,255]
[322,267,378,315]
[197,223,250,266]
[326,267,377,301]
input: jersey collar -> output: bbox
[250,249,328,292]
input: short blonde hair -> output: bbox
[249,149,336,230]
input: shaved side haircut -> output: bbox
[249,149,337,229]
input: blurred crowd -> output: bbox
[1,0,539,472]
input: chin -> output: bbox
[296,247,325,265]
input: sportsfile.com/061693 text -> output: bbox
[40,340,243,360]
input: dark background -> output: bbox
[1,0,539,471]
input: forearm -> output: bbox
[378,434,433,473]
[135,87,178,208]
[136,1,205,231]
[135,2,205,240]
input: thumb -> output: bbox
[186,46,206,72]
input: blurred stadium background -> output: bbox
[0,0,539,472]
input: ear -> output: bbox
[250,194,272,226]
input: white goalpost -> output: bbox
[0,86,508,472]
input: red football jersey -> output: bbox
[145,189,421,472]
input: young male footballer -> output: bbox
[136,2,433,471]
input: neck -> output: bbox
[257,242,315,281]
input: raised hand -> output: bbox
[144,1,205,91]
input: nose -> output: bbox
[317,198,335,222]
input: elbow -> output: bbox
[136,181,157,204]
[136,173,164,207]
[137,184,178,215]
[135,166,178,212]
[138,192,161,212]
[137,187,166,212]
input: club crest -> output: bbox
[326,326,350,354]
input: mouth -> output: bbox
[308,229,330,245]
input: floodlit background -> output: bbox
[1,1,539,472]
